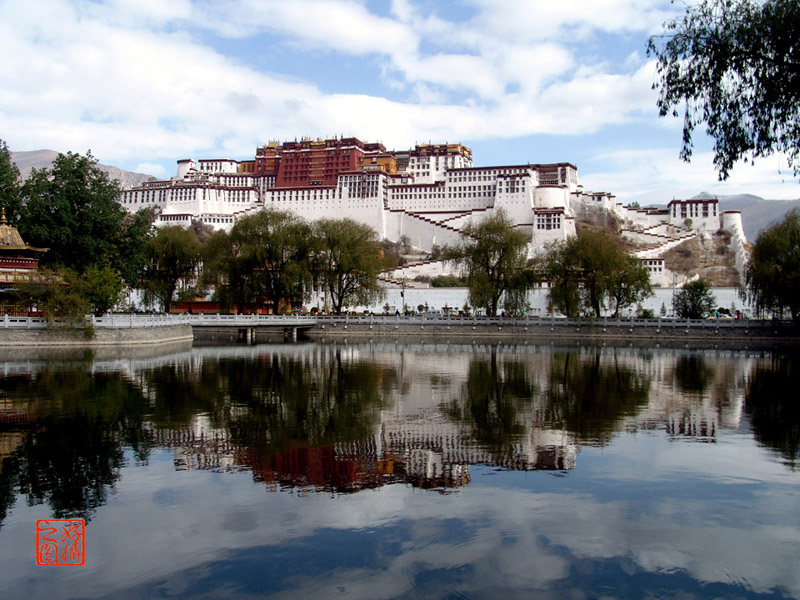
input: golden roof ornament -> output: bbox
[0,206,47,252]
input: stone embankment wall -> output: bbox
[305,318,799,349]
[0,324,193,347]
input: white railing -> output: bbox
[1,313,793,331]
[1,315,49,329]
[312,314,789,330]
[89,314,317,328]
[1,313,318,329]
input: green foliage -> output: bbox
[673,279,716,318]
[0,139,21,224]
[228,209,313,313]
[18,152,150,285]
[743,209,800,321]
[140,226,201,313]
[80,264,126,316]
[15,264,124,319]
[446,209,533,316]
[541,229,652,317]
[431,274,467,287]
[608,255,653,318]
[648,0,800,179]
[540,241,581,317]
[572,230,622,317]
[117,208,155,287]
[24,269,94,335]
[199,229,242,312]
[312,218,384,315]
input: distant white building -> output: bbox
[668,198,720,230]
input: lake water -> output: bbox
[0,341,798,599]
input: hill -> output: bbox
[10,149,154,190]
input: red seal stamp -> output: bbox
[36,519,85,566]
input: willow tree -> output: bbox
[312,218,384,314]
[229,209,314,313]
[743,209,800,321]
[648,0,800,179]
[541,229,651,318]
[446,209,532,316]
[140,226,201,313]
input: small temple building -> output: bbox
[0,208,49,315]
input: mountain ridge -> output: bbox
[10,149,154,190]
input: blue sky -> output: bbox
[1,0,797,204]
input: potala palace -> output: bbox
[118,136,748,287]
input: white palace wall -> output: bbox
[721,211,748,279]
[117,146,749,284]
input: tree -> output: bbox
[540,241,581,317]
[742,209,800,321]
[312,218,384,314]
[541,229,652,317]
[228,209,313,313]
[16,269,89,325]
[18,152,150,283]
[117,208,155,288]
[648,0,800,179]
[140,226,201,313]
[200,229,244,312]
[673,279,716,318]
[571,229,624,318]
[446,209,532,316]
[80,264,126,316]
[608,255,653,318]
[0,140,21,224]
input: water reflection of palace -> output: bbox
[0,345,771,502]
[149,412,577,493]
[133,346,756,494]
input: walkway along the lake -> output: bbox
[1,314,798,348]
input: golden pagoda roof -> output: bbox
[0,207,47,252]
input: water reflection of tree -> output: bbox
[545,351,651,444]
[444,351,535,454]
[745,358,800,469]
[0,369,152,527]
[673,355,714,395]
[224,350,392,454]
[139,363,225,430]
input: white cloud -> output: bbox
[195,0,419,54]
[0,0,661,163]
[2,0,791,199]
[134,162,166,176]
[467,0,676,42]
[582,148,800,204]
